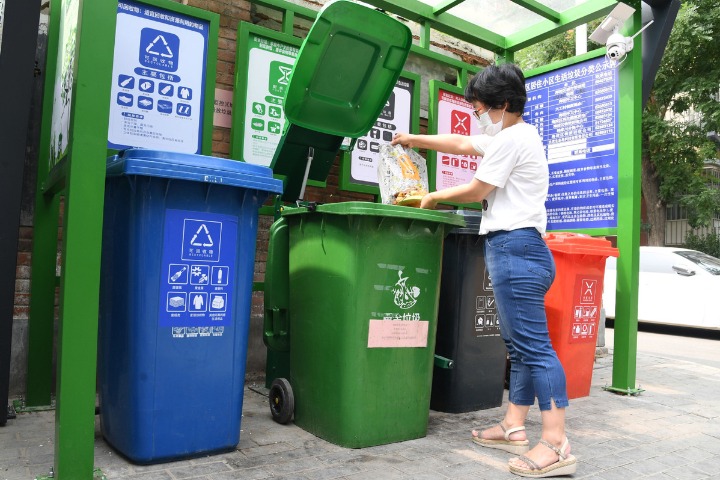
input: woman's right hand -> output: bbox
[391,132,414,147]
[420,192,438,210]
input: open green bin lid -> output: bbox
[282,1,412,138]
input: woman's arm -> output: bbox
[392,133,479,156]
[420,178,496,209]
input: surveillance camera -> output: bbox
[607,42,626,60]
[605,32,632,64]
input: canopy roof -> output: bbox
[362,0,621,54]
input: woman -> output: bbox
[391,63,576,478]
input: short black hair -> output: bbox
[464,63,527,114]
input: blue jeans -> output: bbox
[484,228,569,410]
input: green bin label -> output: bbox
[368,269,429,348]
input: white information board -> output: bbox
[108,0,209,153]
[49,0,79,168]
[524,56,619,230]
[434,88,483,191]
[349,77,414,186]
[241,34,298,166]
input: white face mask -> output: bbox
[475,108,505,136]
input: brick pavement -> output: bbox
[2,348,720,480]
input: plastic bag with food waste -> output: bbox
[377,144,429,207]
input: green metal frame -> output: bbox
[22,0,644,476]
[338,71,421,196]
[25,1,220,478]
[606,0,642,396]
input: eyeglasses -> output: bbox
[472,107,490,120]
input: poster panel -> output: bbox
[49,0,80,167]
[524,56,619,231]
[347,76,415,188]
[232,25,300,166]
[108,0,209,153]
[433,87,483,192]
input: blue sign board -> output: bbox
[109,0,209,154]
[159,209,238,335]
[524,56,619,230]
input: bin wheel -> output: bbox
[269,378,294,424]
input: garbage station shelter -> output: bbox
[0,0,679,478]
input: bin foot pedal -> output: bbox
[35,467,106,480]
[12,398,56,413]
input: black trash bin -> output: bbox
[431,210,507,413]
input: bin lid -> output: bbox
[450,209,483,235]
[281,201,466,227]
[544,232,619,257]
[107,149,283,194]
[282,1,412,137]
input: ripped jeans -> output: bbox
[484,227,568,410]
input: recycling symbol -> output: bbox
[189,224,214,247]
[146,34,174,59]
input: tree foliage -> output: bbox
[684,231,720,258]
[515,0,720,241]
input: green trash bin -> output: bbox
[264,202,463,448]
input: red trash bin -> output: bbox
[544,233,619,399]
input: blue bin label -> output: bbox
[159,209,238,336]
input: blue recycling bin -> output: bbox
[98,149,282,464]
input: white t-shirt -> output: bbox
[471,122,548,235]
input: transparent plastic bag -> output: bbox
[377,144,429,207]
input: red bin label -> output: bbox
[569,275,603,344]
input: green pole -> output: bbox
[606,0,642,396]
[25,0,61,409]
[50,0,117,477]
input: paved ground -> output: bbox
[2,328,720,480]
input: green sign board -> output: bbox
[231,23,300,166]
[49,0,80,169]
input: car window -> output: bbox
[674,250,720,275]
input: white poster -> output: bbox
[435,89,483,191]
[108,1,209,153]
[242,34,298,166]
[49,0,79,168]
[350,77,414,186]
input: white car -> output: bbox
[603,246,720,330]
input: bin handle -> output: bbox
[263,307,290,351]
[434,354,454,369]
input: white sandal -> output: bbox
[509,437,577,478]
[471,423,530,455]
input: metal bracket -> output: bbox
[603,385,645,396]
